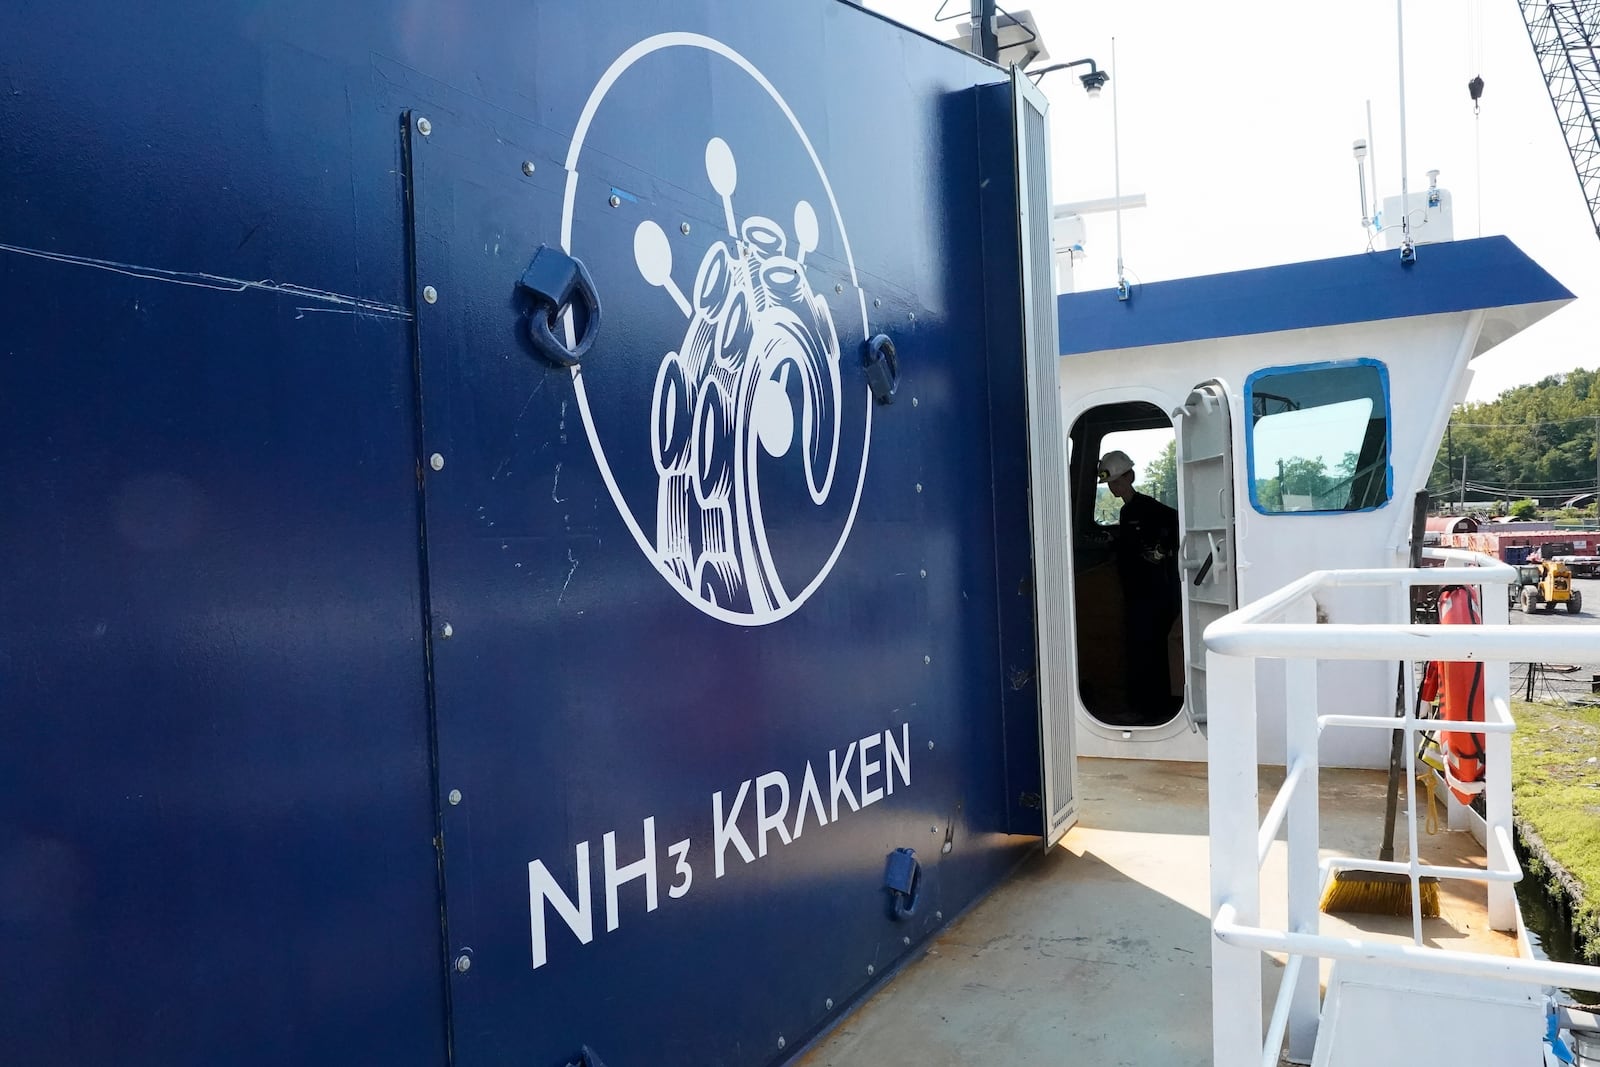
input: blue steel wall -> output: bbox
[0,3,1043,1065]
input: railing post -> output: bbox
[1284,596,1320,1064]
[1480,588,1516,931]
[1208,648,1262,1067]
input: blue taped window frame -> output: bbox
[1243,357,1394,516]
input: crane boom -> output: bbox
[1517,0,1600,238]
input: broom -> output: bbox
[1319,664,1441,917]
[1321,490,1440,918]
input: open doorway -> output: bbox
[1069,402,1185,728]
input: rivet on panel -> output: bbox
[919,568,927,578]
[834,283,843,294]
[422,285,438,304]
[680,222,692,235]
[908,312,916,321]
[777,1037,786,1051]
[902,936,911,945]
[936,910,944,920]
[448,789,462,806]
[930,825,938,834]
[915,483,923,493]
[608,194,621,208]
[923,654,931,665]
[866,964,875,976]
[416,116,433,136]
[873,297,882,308]
[441,622,454,639]
[912,396,919,407]
[826,998,835,1010]
[454,954,471,973]
[521,160,536,176]
[928,740,935,750]
[429,452,445,471]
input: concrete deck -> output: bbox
[799,758,1514,1067]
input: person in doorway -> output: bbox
[1098,449,1182,715]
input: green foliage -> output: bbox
[1143,439,1179,509]
[1092,486,1121,525]
[1511,700,1600,964]
[1510,498,1539,520]
[1430,369,1600,507]
[1254,451,1361,511]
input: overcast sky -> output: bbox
[866,0,1598,404]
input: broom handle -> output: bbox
[1382,491,1431,863]
[1379,665,1405,862]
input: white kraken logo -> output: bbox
[634,140,841,615]
[560,34,873,626]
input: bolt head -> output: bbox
[909,312,916,321]
[928,740,935,750]
[912,396,919,407]
[924,654,931,665]
[866,964,875,975]
[931,825,939,833]
[903,936,911,945]
[441,622,454,639]
[825,998,834,1010]
[521,160,536,176]
[936,910,944,920]
[834,283,843,294]
[919,568,927,578]
[416,116,432,136]
[429,452,445,471]
[680,222,691,235]
[915,483,923,493]
[448,789,462,805]
[608,194,621,208]
[873,297,882,308]
[777,1037,786,1050]
[454,954,471,973]
[422,285,438,304]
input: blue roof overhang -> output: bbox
[1058,236,1574,357]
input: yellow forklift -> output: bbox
[1512,558,1582,613]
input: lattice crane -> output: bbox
[1517,1,1600,239]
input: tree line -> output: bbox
[1428,368,1600,508]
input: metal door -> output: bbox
[1014,69,1077,842]
[402,16,1036,1064]
[1174,380,1239,730]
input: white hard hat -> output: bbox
[1097,450,1134,482]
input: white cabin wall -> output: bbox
[1058,310,1481,769]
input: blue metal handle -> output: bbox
[883,847,921,920]
[519,245,602,367]
[862,333,899,405]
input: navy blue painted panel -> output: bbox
[404,5,1034,1065]
[973,82,1046,834]
[0,251,444,1059]
[1,4,445,1064]
[2,2,1039,1065]
[1058,235,1574,355]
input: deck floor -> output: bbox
[798,757,1514,1066]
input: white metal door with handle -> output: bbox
[1173,380,1238,732]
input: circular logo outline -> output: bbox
[560,32,873,626]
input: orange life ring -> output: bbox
[1423,586,1486,803]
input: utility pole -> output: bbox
[1460,455,1467,510]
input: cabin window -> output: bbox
[1245,360,1391,514]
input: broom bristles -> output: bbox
[1319,870,1441,917]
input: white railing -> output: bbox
[1203,548,1600,1066]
